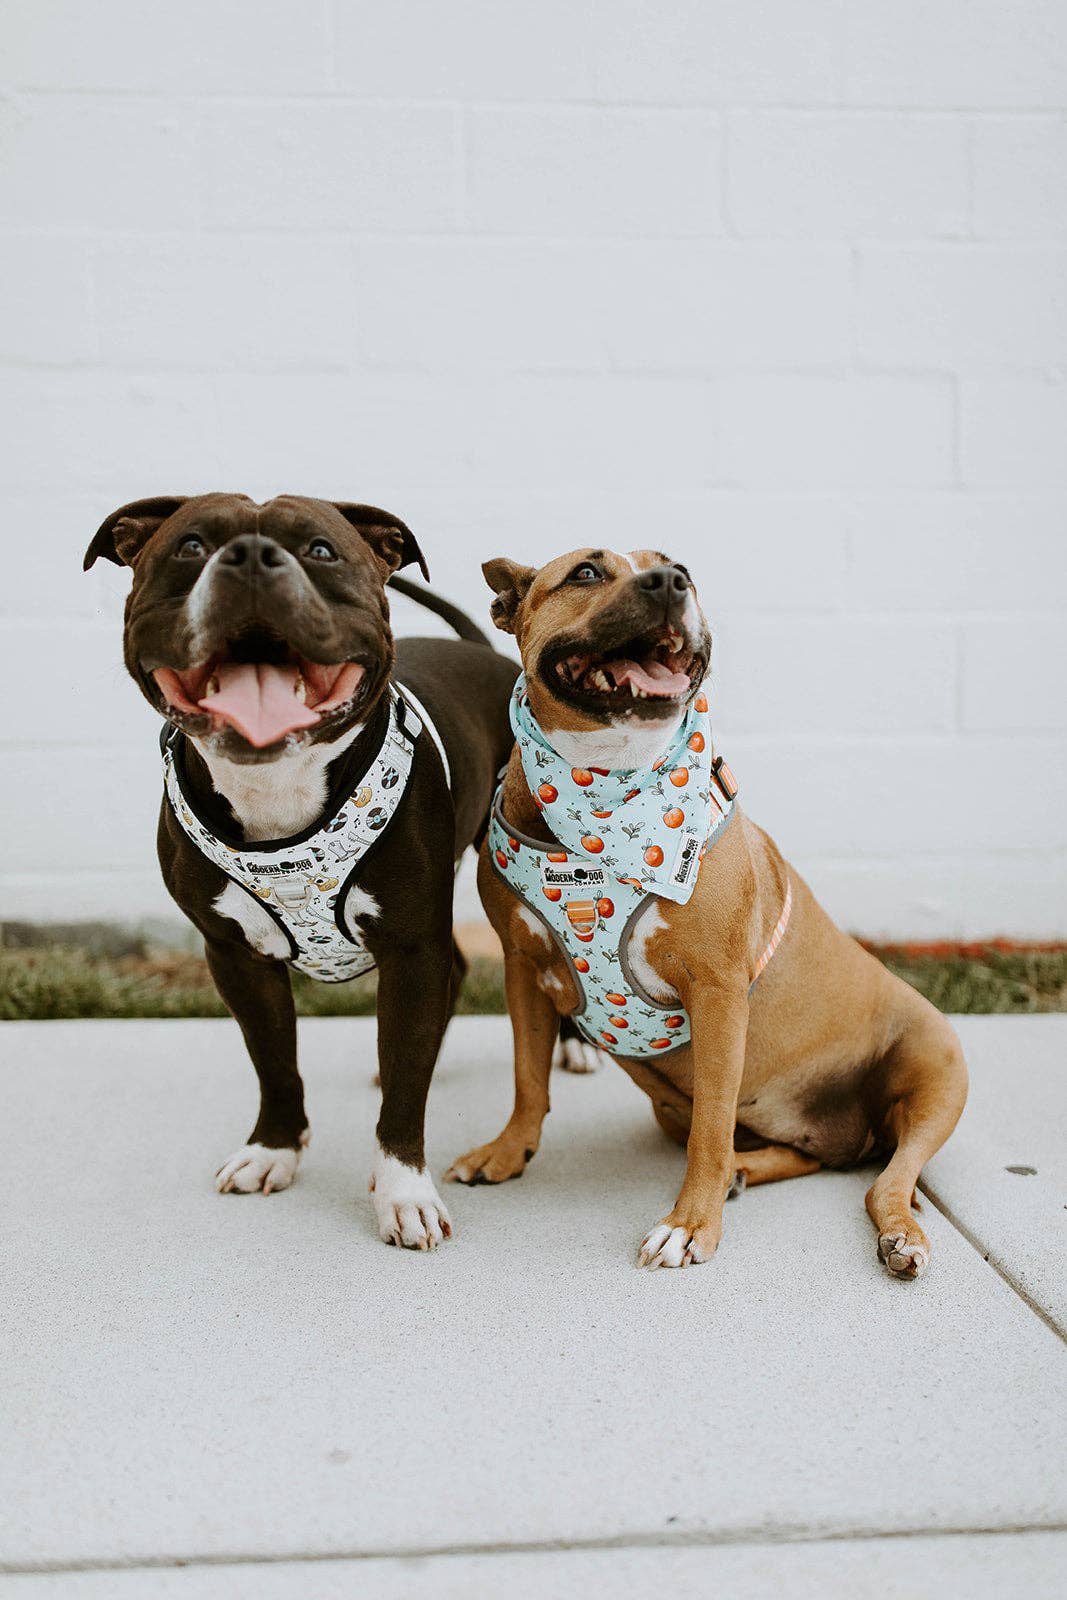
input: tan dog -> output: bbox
[446,547,967,1275]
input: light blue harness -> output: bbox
[488,678,742,1059]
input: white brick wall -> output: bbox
[2,1,1064,939]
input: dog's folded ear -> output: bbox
[83,496,189,571]
[483,557,536,635]
[329,503,430,583]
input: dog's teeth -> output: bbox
[591,669,611,692]
[204,675,219,699]
[293,674,307,703]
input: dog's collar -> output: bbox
[508,674,736,907]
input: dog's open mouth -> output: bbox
[549,626,703,709]
[152,627,368,748]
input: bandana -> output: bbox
[509,674,732,906]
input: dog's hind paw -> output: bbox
[370,1150,453,1250]
[878,1229,930,1280]
[726,1169,747,1201]
[554,1036,609,1074]
[216,1139,304,1195]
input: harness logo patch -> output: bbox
[249,858,314,875]
[669,830,703,890]
[540,861,608,891]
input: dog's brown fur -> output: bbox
[447,548,967,1275]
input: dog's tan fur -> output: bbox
[446,548,967,1275]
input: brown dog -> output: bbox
[446,547,967,1275]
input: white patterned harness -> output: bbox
[163,687,425,982]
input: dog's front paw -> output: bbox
[638,1212,722,1269]
[554,1035,610,1074]
[369,1151,453,1250]
[444,1132,533,1185]
[216,1136,305,1195]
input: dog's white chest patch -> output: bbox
[213,882,289,959]
[517,906,551,946]
[626,905,679,1005]
[343,886,381,935]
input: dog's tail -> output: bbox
[388,573,493,648]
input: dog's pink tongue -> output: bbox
[199,662,320,747]
[605,657,691,697]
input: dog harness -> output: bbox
[163,687,427,983]
[488,676,791,1058]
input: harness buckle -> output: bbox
[712,756,738,802]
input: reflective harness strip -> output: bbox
[489,758,791,1060]
[397,683,450,791]
[163,687,421,983]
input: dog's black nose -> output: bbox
[219,535,288,572]
[637,564,689,595]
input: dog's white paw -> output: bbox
[369,1150,453,1250]
[638,1221,717,1269]
[216,1140,304,1195]
[554,1035,609,1074]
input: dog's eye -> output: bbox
[175,535,207,560]
[306,539,337,562]
[568,562,602,585]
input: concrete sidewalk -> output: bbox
[1,1016,1064,1596]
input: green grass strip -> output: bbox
[0,944,1064,1022]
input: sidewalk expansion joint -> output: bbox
[5,1520,1067,1577]
[918,1178,1066,1346]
